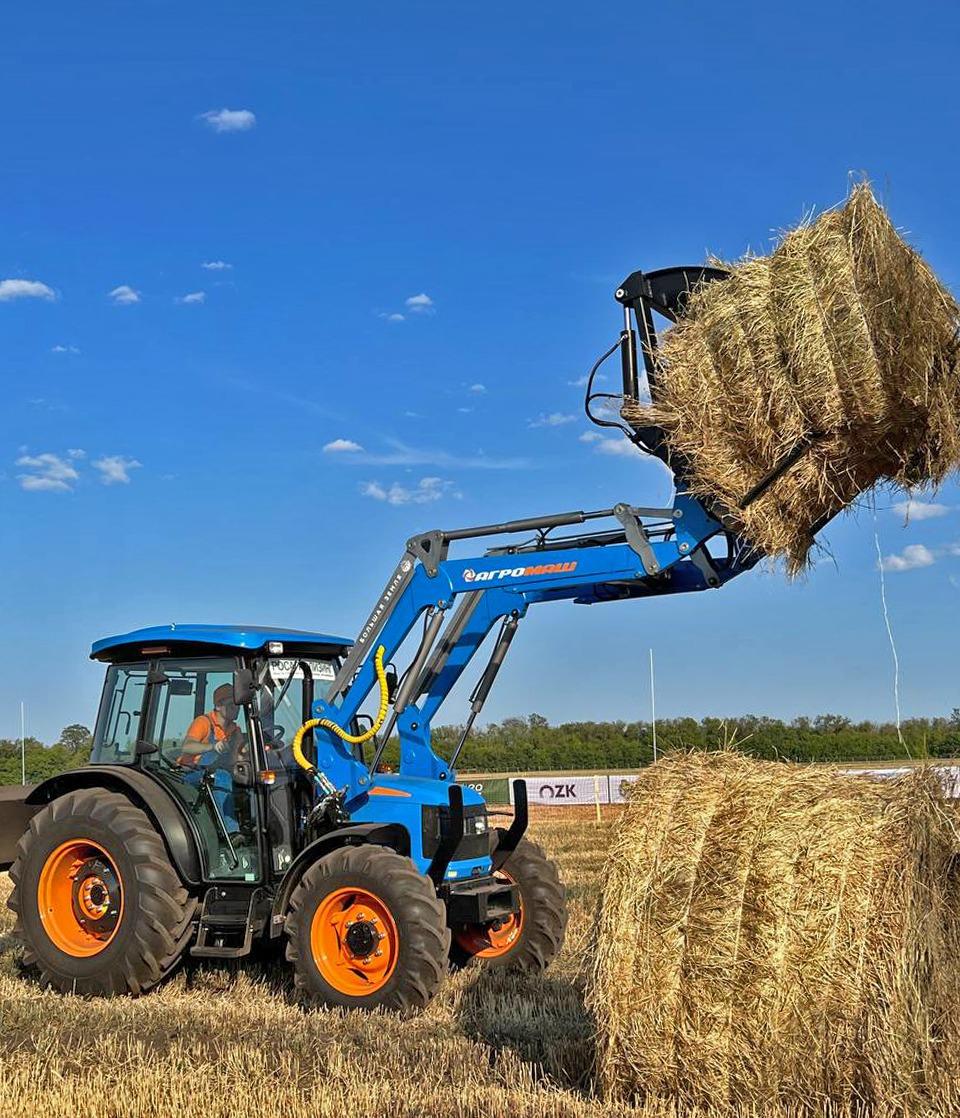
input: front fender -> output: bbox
[270,822,411,933]
[26,765,203,887]
[0,785,40,871]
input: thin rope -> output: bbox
[872,503,908,754]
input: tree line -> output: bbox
[416,712,960,772]
[0,725,92,785]
[2,715,958,784]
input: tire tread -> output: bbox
[7,788,196,996]
[285,844,450,1014]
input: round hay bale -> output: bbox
[588,752,960,1112]
[623,184,960,573]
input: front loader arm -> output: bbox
[304,486,759,806]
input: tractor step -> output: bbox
[190,885,265,959]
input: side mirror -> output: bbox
[233,669,256,705]
[135,739,159,756]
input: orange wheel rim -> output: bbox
[37,840,123,958]
[455,870,524,959]
[310,886,399,997]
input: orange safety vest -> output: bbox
[178,710,231,764]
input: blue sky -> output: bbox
[3,2,960,742]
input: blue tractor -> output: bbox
[1,268,788,1011]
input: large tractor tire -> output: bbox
[450,837,567,971]
[285,844,450,1013]
[7,788,196,996]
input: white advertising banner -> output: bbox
[607,773,643,803]
[519,774,610,807]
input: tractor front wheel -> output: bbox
[285,844,450,1013]
[451,837,567,971]
[8,788,196,996]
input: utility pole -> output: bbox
[649,648,658,763]
[20,702,26,786]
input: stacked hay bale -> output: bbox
[589,752,960,1112]
[623,185,960,572]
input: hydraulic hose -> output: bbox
[291,645,390,776]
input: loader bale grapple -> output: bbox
[2,268,760,1012]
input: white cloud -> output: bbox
[360,481,387,501]
[176,291,206,305]
[202,260,233,271]
[360,476,460,506]
[323,438,364,454]
[51,344,80,354]
[341,437,527,471]
[569,372,606,387]
[468,383,486,395]
[583,434,643,457]
[380,293,435,321]
[199,108,256,133]
[0,279,55,302]
[529,412,576,429]
[892,498,952,521]
[92,455,141,485]
[16,452,80,493]
[457,407,473,414]
[881,543,937,573]
[405,293,434,314]
[67,449,85,459]
[108,285,141,305]
[590,398,627,420]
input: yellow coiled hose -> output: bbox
[291,645,389,775]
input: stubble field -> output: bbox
[0,807,951,1118]
[0,810,617,1118]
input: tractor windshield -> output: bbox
[256,656,337,755]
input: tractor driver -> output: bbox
[178,683,246,834]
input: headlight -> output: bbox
[465,812,488,835]
[420,804,488,857]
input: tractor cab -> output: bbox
[90,624,352,883]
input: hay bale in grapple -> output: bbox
[623,185,960,572]
[588,752,960,1112]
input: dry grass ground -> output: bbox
[0,809,952,1118]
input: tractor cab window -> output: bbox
[92,665,149,764]
[138,658,260,883]
[256,656,337,760]
[253,656,338,875]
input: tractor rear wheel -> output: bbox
[451,837,567,971]
[285,844,450,1013]
[8,788,196,996]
